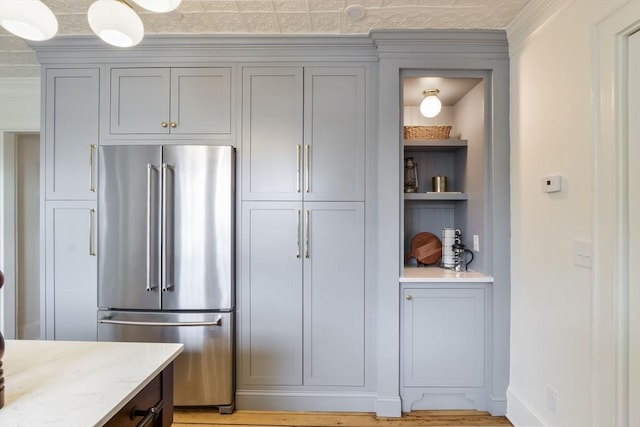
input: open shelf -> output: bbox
[404,192,468,201]
[403,139,467,151]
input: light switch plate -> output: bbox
[574,239,592,268]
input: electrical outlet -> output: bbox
[473,234,480,252]
[547,386,558,414]
[574,239,592,268]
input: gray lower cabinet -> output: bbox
[109,67,232,136]
[239,201,365,388]
[401,285,489,412]
[45,201,97,341]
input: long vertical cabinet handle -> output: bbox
[146,164,157,292]
[89,144,97,192]
[296,144,301,193]
[161,163,173,292]
[89,208,96,256]
[296,209,301,258]
[305,209,310,259]
[304,144,310,193]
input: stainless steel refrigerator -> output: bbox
[96,145,235,412]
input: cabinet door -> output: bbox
[110,68,170,134]
[44,69,99,200]
[303,202,365,386]
[402,287,485,388]
[240,202,303,385]
[170,68,232,135]
[304,68,366,201]
[45,201,97,341]
[242,67,303,200]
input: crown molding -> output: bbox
[506,0,573,57]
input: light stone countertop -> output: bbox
[401,266,494,283]
[0,339,183,427]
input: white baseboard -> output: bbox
[506,388,544,427]
[236,390,376,413]
[488,393,508,416]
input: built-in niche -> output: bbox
[401,71,489,274]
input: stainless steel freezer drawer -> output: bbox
[98,310,233,407]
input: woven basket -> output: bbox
[404,125,452,140]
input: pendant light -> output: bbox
[131,0,181,13]
[88,0,144,48]
[0,0,58,41]
[420,89,442,118]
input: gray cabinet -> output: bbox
[240,201,365,387]
[401,284,489,412]
[42,68,99,342]
[109,67,232,136]
[241,67,365,201]
[44,68,99,200]
[45,202,97,341]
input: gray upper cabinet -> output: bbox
[44,68,99,200]
[242,66,365,201]
[109,67,232,136]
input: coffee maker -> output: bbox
[441,228,474,271]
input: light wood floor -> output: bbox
[173,409,513,427]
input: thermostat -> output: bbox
[542,175,561,193]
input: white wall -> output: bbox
[507,1,624,425]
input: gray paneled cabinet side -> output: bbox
[42,68,99,341]
[109,67,232,137]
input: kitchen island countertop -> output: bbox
[0,339,183,427]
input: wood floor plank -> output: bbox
[173,409,512,427]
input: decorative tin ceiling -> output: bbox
[0,0,530,77]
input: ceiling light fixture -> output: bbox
[131,0,181,13]
[0,0,58,41]
[420,89,442,118]
[0,0,182,48]
[88,0,144,48]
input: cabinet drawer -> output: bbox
[104,375,163,427]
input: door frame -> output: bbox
[0,131,18,338]
[594,2,640,425]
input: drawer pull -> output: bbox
[406,295,413,301]
[131,399,164,427]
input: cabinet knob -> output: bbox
[161,121,168,128]
[406,295,413,301]
[170,122,177,128]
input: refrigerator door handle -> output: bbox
[146,164,158,292]
[161,163,174,292]
[99,318,223,327]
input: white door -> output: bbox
[241,67,304,200]
[303,202,365,386]
[240,201,303,385]
[628,29,640,427]
[45,202,97,341]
